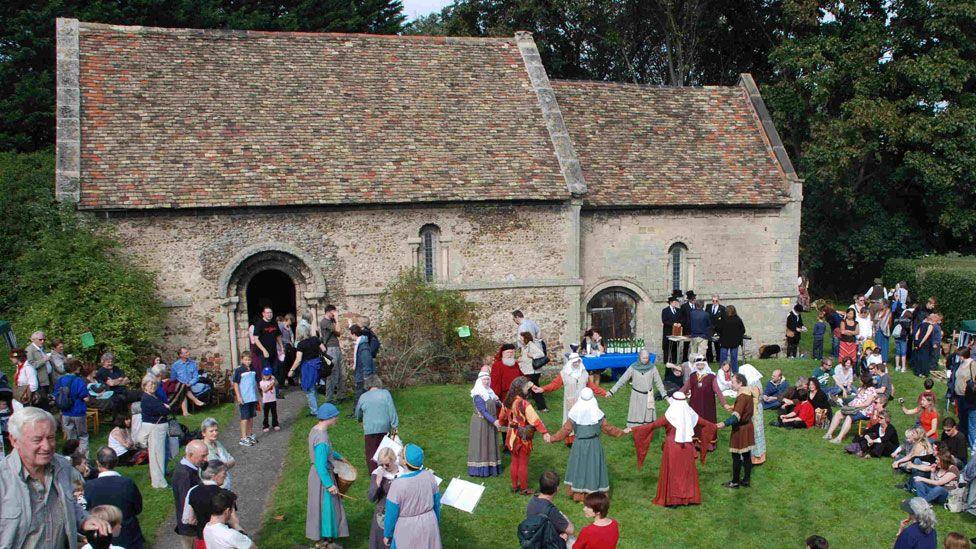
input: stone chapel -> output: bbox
[55,19,802,369]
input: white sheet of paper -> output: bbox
[441,478,485,513]
[434,474,443,486]
[372,434,403,462]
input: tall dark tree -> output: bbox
[0,0,406,151]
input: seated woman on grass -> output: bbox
[892,427,936,481]
[824,374,878,443]
[901,394,939,442]
[777,378,832,429]
[846,410,899,458]
[910,445,959,504]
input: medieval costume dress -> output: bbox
[739,364,767,465]
[467,371,502,477]
[489,346,521,402]
[384,444,442,549]
[305,404,350,542]
[608,358,668,427]
[631,392,718,507]
[680,360,722,423]
[721,387,756,487]
[499,392,549,493]
[368,465,396,549]
[539,353,606,444]
[548,388,626,501]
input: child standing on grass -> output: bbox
[233,353,259,446]
[573,491,619,548]
[812,310,827,360]
[260,367,280,432]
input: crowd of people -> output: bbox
[2,280,975,548]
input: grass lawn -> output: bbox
[260,332,976,548]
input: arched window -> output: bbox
[419,224,441,282]
[586,287,639,339]
[669,242,687,292]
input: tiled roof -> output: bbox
[74,23,568,210]
[552,80,793,207]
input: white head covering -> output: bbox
[567,387,604,425]
[738,364,763,387]
[561,353,586,381]
[692,356,715,377]
[470,371,498,401]
[665,391,699,443]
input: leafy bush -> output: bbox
[1,151,163,380]
[883,256,976,331]
[376,270,495,388]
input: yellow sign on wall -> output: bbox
[781,298,792,306]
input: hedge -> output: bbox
[883,256,976,332]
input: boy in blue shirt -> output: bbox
[232,353,260,446]
[812,310,827,360]
[53,357,90,455]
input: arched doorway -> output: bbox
[245,269,297,326]
[586,287,639,339]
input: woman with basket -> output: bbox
[306,403,350,547]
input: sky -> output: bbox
[401,0,453,20]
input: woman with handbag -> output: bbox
[499,376,549,495]
[823,373,878,444]
[136,374,172,489]
[517,332,548,412]
[10,348,39,407]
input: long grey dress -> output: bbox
[305,426,350,540]
[368,471,393,549]
[551,419,625,494]
[609,362,668,426]
[386,468,442,548]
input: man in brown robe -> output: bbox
[716,373,755,488]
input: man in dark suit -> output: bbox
[678,290,697,363]
[706,294,726,363]
[173,439,209,549]
[661,296,681,363]
[85,446,145,549]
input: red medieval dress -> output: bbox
[490,349,522,400]
[631,416,717,507]
[681,372,721,423]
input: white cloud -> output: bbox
[401,0,453,20]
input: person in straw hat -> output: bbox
[630,391,717,506]
[544,388,630,502]
[306,402,349,546]
[384,443,442,549]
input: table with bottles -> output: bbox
[580,338,653,378]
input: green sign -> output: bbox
[80,332,95,349]
[456,326,471,338]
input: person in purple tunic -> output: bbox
[384,443,442,548]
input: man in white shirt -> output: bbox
[512,310,543,351]
[203,489,255,549]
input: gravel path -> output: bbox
[153,387,307,547]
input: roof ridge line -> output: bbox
[514,32,587,196]
[71,19,516,44]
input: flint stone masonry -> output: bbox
[60,20,802,365]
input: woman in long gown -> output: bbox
[534,353,606,445]
[680,357,722,423]
[468,370,502,477]
[368,447,399,549]
[607,350,668,427]
[631,391,717,506]
[545,388,629,501]
[737,364,767,465]
[305,403,350,545]
[384,443,442,549]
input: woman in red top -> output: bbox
[902,394,939,440]
[498,376,548,495]
[573,491,619,548]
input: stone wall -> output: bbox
[106,202,578,364]
[579,195,801,356]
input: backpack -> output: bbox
[55,376,77,411]
[517,514,563,549]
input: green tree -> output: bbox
[764,0,976,294]
[0,0,406,151]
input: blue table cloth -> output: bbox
[581,353,655,372]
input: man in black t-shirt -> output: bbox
[95,352,140,413]
[525,470,574,542]
[250,306,283,396]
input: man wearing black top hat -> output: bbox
[661,296,681,364]
[679,290,697,364]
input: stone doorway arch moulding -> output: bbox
[580,278,653,340]
[217,243,327,370]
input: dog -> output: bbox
[758,344,781,359]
